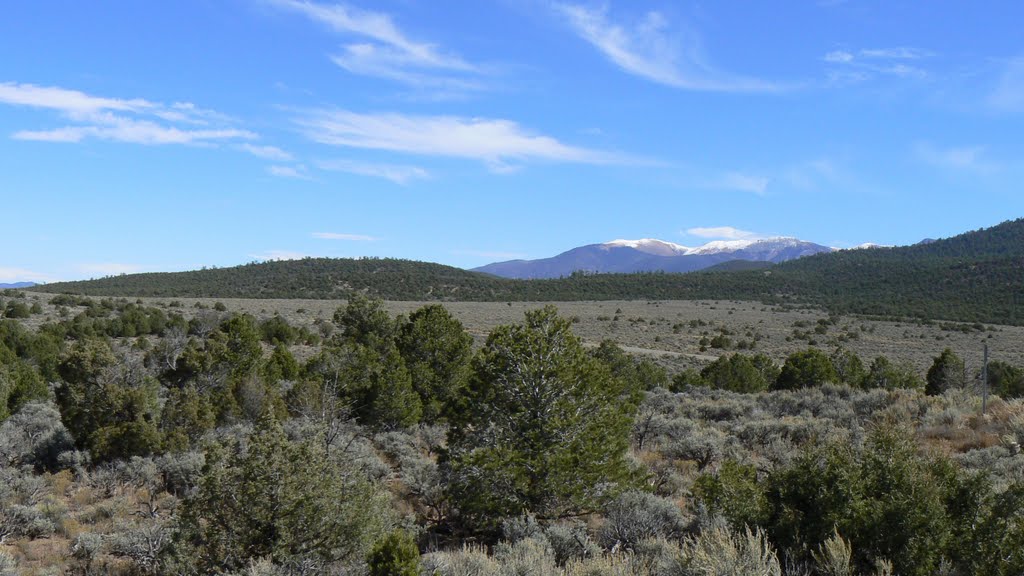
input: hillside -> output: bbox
[34,258,509,301]
[31,218,1024,325]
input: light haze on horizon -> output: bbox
[2,1,1023,282]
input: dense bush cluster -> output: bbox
[1,295,1023,574]
[672,347,938,395]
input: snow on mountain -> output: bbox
[685,239,760,255]
[848,243,891,250]
[603,239,691,256]
[473,236,834,279]
[602,237,815,257]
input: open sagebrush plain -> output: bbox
[29,292,1024,376]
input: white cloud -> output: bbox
[271,0,480,92]
[915,142,995,173]
[685,226,762,240]
[824,50,853,64]
[883,63,927,79]
[718,172,769,195]
[557,4,780,92]
[298,109,627,170]
[249,250,311,261]
[0,81,150,114]
[15,117,255,145]
[240,143,293,160]
[860,47,930,60]
[0,267,58,283]
[76,263,147,277]
[154,102,233,125]
[312,232,377,241]
[267,165,312,179]
[317,158,430,184]
[822,47,929,81]
[0,82,256,146]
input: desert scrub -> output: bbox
[598,491,689,550]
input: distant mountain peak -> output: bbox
[0,282,37,289]
[602,236,812,257]
[474,236,834,279]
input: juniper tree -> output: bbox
[444,306,640,533]
[925,348,965,395]
[172,414,392,573]
[396,304,473,424]
[773,349,837,390]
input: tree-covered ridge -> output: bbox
[31,218,1024,325]
[33,258,504,300]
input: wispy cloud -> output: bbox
[823,47,930,82]
[988,57,1024,113]
[915,142,996,173]
[685,226,763,240]
[312,232,377,241]
[0,82,256,145]
[15,119,254,145]
[297,109,629,171]
[823,50,854,64]
[317,158,430,184]
[0,82,148,113]
[249,250,311,261]
[240,143,293,160]
[267,164,312,179]
[716,172,769,195]
[556,3,781,92]
[271,0,482,94]
[860,47,930,60]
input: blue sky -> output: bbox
[2,0,1023,282]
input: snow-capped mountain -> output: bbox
[472,237,835,279]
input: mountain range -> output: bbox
[26,218,1024,325]
[0,282,36,289]
[473,237,835,279]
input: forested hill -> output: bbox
[759,218,1024,323]
[31,218,1024,325]
[31,258,508,301]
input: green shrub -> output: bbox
[368,530,421,576]
[773,349,837,390]
[693,460,768,530]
